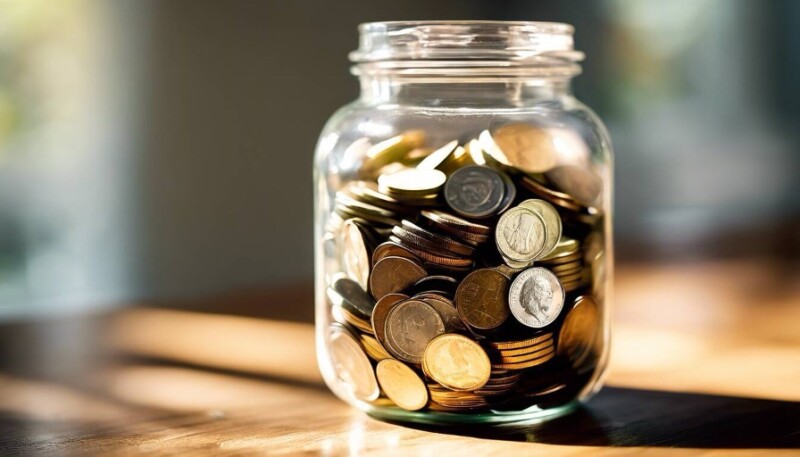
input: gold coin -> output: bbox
[417,140,459,171]
[488,332,554,350]
[492,348,555,370]
[378,169,447,196]
[540,236,579,260]
[376,359,429,411]
[360,334,392,361]
[558,295,599,367]
[498,345,555,364]
[422,334,491,391]
[328,324,380,401]
[486,123,558,173]
[363,130,426,175]
[496,339,554,357]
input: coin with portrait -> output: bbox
[508,267,565,329]
[384,299,445,364]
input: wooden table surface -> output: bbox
[1,260,799,456]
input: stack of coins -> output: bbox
[323,124,606,414]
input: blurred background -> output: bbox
[1,0,799,318]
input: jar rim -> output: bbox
[350,20,583,66]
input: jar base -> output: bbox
[363,399,580,426]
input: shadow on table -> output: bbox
[399,387,800,449]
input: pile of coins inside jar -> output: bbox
[324,123,606,413]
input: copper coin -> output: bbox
[455,268,510,331]
[557,295,600,368]
[420,295,467,332]
[388,235,474,268]
[392,225,469,259]
[400,220,475,257]
[369,256,427,300]
[371,241,419,265]
[420,210,492,235]
[409,275,459,297]
[371,293,409,350]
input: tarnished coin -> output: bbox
[486,123,558,173]
[422,334,491,391]
[388,235,474,269]
[508,267,565,329]
[341,219,372,290]
[370,256,427,300]
[376,359,429,411]
[384,300,446,364]
[331,275,375,318]
[410,275,459,298]
[363,130,426,175]
[519,199,562,259]
[417,140,459,171]
[371,293,409,350]
[558,295,599,368]
[420,294,467,332]
[401,220,475,257]
[455,268,510,331]
[378,169,446,196]
[496,206,547,264]
[546,164,603,207]
[328,324,380,401]
[444,165,507,219]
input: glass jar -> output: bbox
[314,21,612,425]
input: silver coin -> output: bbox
[508,267,565,329]
[328,324,380,401]
[519,199,562,259]
[340,220,371,290]
[495,206,547,262]
[444,165,506,219]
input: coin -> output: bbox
[410,276,459,298]
[388,235,474,269]
[423,334,491,391]
[508,267,565,329]
[546,164,603,207]
[486,332,554,350]
[376,359,429,411]
[420,210,492,235]
[371,293,409,350]
[360,334,392,361]
[378,169,447,196]
[486,123,558,173]
[420,294,467,332]
[363,130,426,175]
[454,268,510,331]
[493,339,554,357]
[384,300,446,364]
[496,206,547,264]
[444,165,507,219]
[417,140,459,171]
[518,199,562,259]
[328,324,380,401]
[492,348,555,370]
[540,236,580,262]
[331,275,375,319]
[400,220,476,257]
[369,256,427,300]
[371,241,419,265]
[558,295,599,367]
[341,219,371,290]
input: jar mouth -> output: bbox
[350,20,583,78]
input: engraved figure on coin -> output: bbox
[400,310,425,349]
[521,275,553,324]
[460,171,493,208]
[504,212,534,254]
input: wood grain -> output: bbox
[0,260,799,456]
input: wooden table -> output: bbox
[1,260,799,456]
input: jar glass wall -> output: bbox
[314,21,613,425]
